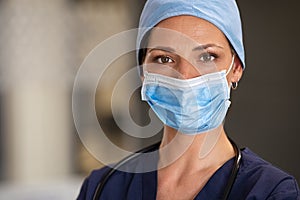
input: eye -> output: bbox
[156,55,174,64]
[199,53,216,63]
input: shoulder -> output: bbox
[76,164,148,200]
[76,146,159,199]
[233,148,300,199]
[240,148,296,183]
[76,166,111,200]
[76,166,136,199]
[76,143,160,199]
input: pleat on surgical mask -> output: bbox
[141,63,233,134]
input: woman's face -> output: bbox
[143,16,242,82]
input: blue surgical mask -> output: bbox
[141,60,233,135]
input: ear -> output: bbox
[230,56,243,83]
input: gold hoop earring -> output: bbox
[231,82,238,90]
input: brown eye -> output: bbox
[157,55,174,64]
[199,53,216,63]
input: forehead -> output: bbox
[147,16,230,50]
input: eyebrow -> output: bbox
[148,44,223,53]
[192,44,224,51]
[148,46,176,53]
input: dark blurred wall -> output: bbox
[227,0,300,183]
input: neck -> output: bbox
[158,125,235,175]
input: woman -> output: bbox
[77,0,300,199]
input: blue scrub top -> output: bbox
[77,146,300,200]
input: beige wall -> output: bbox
[0,0,138,198]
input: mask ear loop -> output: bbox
[226,55,235,76]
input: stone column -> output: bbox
[0,0,72,183]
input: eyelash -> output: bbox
[152,55,175,64]
[149,52,219,64]
[198,52,219,63]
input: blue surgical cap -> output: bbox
[137,0,245,68]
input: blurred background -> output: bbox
[0,0,299,199]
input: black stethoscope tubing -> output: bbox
[92,138,241,200]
